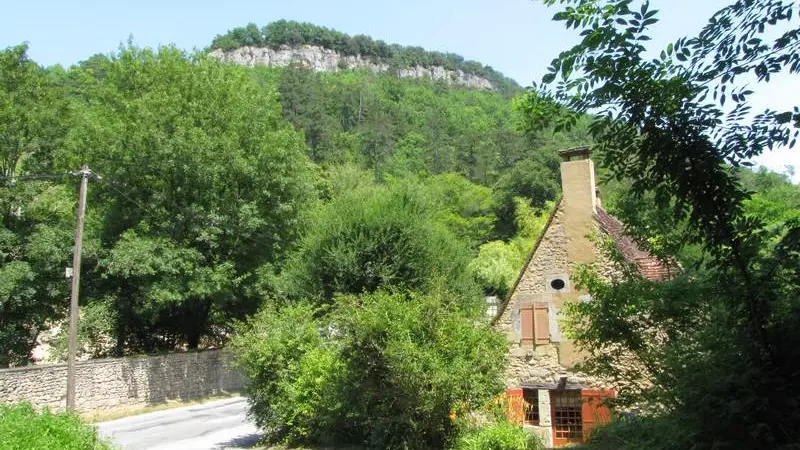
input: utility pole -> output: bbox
[66,166,91,411]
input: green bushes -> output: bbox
[278,182,481,305]
[228,302,342,443]
[231,290,507,449]
[455,421,543,450]
[0,403,111,450]
[578,415,687,450]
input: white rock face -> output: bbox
[209,45,495,90]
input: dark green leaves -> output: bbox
[61,46,317,353]
[529,1,800,447]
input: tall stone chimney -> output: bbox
[559,146,598,265]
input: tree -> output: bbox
[492,157,559,239]
[522,1,800,448]
[0,44,69,180]
[0,44,72,366]
[65,46,316,352]
[422,173,497,246]
[279,181,480,306]
[278,64,338,160]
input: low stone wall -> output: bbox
[0,349,245,412]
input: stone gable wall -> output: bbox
[496,203,614,389]
[0,349,244,412]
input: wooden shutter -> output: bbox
[580,389,615,441]
[505,388,525,425]
[520,306,534,346]
[534,302,550,345]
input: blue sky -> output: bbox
[2,0,797,180]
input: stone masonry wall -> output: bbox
[497,205,571,387]
[495,203,611,389]
[0,349,245,412]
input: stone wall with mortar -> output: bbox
[495,202,613,390]
[0,349,244,412]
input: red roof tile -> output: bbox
[594,208,675,281]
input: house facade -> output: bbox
[493,147,670,447]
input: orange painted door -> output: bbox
[581,389,615,442]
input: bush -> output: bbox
[0,402,112,450]
[454,421,543,450]
[279,182,481,305]
[579,414,688,450]
[232,290,508,449]
[229,303,341,444]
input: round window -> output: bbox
[550,278,566,290]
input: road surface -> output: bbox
[97,397,262,450]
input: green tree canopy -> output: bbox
[523,1,800,448]
[279,180,480,306]
[63,46,317,351]
[0,44,73,366]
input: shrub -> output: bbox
[454,421,543,450]
[330,291,507,449]
[579,414,688,450]
[229,302,341,444]
[0,402,112,450]
[279,182,480,306]
[232,289,507,449]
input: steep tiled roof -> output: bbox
[594,207,674,281]
[490,200,674,325]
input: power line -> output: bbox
[0,173,74,183]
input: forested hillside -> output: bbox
[1,21,797,371]
[0,34,585,366]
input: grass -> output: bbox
[0,402,112,450]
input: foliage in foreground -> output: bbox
[231,290,507,449]
[527,0,800,448]
[0,402,112,450]
[576,414,687,450]
[454,420,543,450]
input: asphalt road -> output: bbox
[97,397,262,450]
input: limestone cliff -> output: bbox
[209,45,495,90]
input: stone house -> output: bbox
[493,147,671,447]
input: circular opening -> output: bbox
[550,278,566,290]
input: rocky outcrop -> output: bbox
[209,45,495,90]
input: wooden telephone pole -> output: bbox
[66,166,92,411]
